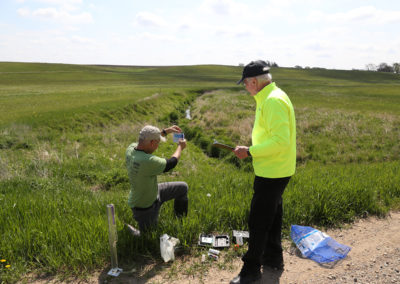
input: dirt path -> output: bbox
[140,212,400,284]
[25,212,400,284]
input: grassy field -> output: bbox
[0,62,399,282]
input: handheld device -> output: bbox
[212,140,234,151]
[173,133,184,143]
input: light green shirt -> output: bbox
[249,82,296,178]
[126,143,167,208]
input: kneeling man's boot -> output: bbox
[174,199,188,217]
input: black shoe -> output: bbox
[230,272,261,284]
[174,199,188,217]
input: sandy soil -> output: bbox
[24,211,400,284]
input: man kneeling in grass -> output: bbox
[126,125,188,233]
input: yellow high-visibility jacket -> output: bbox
[249,82,296,178]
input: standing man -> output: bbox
[126,125,188,233]
[231,60,296,284]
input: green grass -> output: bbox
[0,62,399,282]
[0,63,241,127]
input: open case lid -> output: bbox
[198,233,230,248]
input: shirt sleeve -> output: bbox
[249,97,291,157]
[141,155,167,176]
[163,157,178,172]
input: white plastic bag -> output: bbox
[160,234,180,262]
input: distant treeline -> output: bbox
[238,60,400,74]
[294,62,400,73]
[365,62,400,73]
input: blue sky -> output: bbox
[1,0,399,69]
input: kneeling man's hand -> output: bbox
[178,139,187,150]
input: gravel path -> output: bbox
[148,211,400,284]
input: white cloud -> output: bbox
[138,32,176,42]
[214,25,263,39]
[17,8,30,16]
[70,35,95,44]
[5,1,400,69]
[175,16,201,31]
[16,0,83,11]
[134,12,166,28]
[308,6,400,25]
[37,0,82,4]
[0,30,101,64]
[200,0,250,17]
[304,41,327,52]
[18,7,93,24]
[268,0,324,7]
[32,7,60,18]
[16,0,90,24]
[202,0,232,15]
[36,0,83,11]
[178,22,191,31]
[32,0,83,8]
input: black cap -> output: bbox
[237,60,270,85]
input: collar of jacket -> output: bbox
[253,82,277,104]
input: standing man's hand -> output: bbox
[234,146,250,159]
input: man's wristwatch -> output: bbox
[162,129,167,136]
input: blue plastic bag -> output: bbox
[290,225,351,263]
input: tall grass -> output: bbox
[0,62,399,282]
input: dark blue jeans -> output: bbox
[242,176,291,273]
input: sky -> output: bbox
[1,0,400,70]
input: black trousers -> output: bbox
[242,175,291,272]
